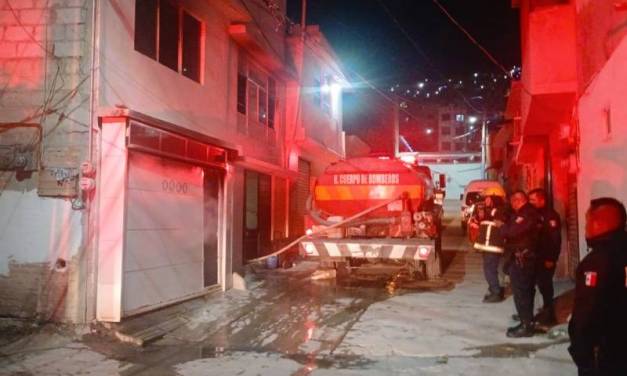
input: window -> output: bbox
[236,53,277,129]
[441,142,451,151]
[455,143,465,151]
[441,126,451,135]
[134,0,203,82]
[455,126,465,136]
[455,114,465,122]
[441,113,451,121]
[182,12,201,81]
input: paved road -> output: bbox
[0,200,576,375]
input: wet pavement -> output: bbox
[0,200,576,375]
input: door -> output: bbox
[243,171,272,260]
[123,152,204,315]
[203,168,222,287]
[289,159,310,238]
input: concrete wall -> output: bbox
[97,0,287,166]
[424,163,483,200]
[0,0,92,322]
[576,35,627,257]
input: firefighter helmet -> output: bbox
[482,186,506,198]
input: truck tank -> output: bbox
[311,157,434,219]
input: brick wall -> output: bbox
[0,0,91,322]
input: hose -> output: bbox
[246,195,402,264]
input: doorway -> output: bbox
[243,170,272,260]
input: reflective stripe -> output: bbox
[325,242,341,257]
[389,245,405,259]
[314,185,423,201]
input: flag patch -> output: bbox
[584,271,597,287]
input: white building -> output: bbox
[0,0,346,323]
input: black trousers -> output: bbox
[509,253,537,322]
[536,260,556,308]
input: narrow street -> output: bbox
[0,200,575,376]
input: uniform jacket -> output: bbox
[568,230,627,373]
[536,206,562,262]
[500,202,538,251]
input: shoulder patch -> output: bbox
[549,220,558,228]
[584,271,597,287]
[515,216,524,224]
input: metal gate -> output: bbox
[123,152,204,315]
[289,158,310,238]
[566,179,579,278]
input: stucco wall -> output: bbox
[576,36,627,258]
[425,163,483,200]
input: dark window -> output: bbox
[268,78,276,129]
[134,0,157,59]
[441,126,451,135]
[182,11,201,82]
[129,122,160,149]
[134,1,202,82]
[161,133,186,155]
[237,74,247,114]
[441,142,451,151]
[188,141,208,161]
[455,142,465,151]
[258,88,267,124]
[158,0,179,72]
[441,113,451,121]
[455,126,465,135]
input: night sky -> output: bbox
[286,0,521,87]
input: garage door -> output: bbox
[123,152,204,314]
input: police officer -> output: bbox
[528,188,561,326]
[568,198,627,375]
[499,191,539,337]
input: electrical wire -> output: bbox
[431,0,510,75]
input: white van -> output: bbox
[460,180,504,232]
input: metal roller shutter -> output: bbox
[123,152,204,315]
[290,158,310,238]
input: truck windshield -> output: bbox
[466,192,482,205]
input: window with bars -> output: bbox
[134,0,203,83]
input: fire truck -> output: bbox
[300,157,445,280]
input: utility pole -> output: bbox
[301,0,307,36]
[393,97,400,158]
[480,114,487,178]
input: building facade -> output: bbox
[0,0,345,323]
[497,0,627,278]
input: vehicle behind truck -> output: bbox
[300,157,444,279]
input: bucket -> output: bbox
[266,255,278,269]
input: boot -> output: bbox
[483,292,504,303]
[511,313,520,321]
[535,306,557,327]
[506,320,534,338]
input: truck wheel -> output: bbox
[425,248,442,280]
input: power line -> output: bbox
[374,0,484,114]
[430,0,510,75]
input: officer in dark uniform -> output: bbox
[499,191,539,337]
[528,188,561,326]
[569,197,627,375]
